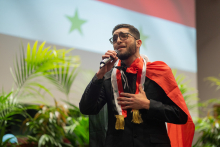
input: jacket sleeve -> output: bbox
[79,74,107,115]
[146,80,188,124]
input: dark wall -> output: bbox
[197,0,220,117]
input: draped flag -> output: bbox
[146,61,195,147]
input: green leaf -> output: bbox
[28,82,54,97]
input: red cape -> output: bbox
[146,61,195,147]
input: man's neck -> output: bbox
[121,53,140,66]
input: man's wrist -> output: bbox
[144,99,150,110]
[92,74,104,84]
[96,71,105,79]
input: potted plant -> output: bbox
[193,75,220,147]
[22,100,73,147]
[10,41,80,146]
[0,91,26,147]
[64,101,89,147]
[193,115,220,147]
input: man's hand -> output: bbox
[117,84,150,110]
[96,50,118,79]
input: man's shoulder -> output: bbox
[146,61,171,73]
[146,61,173,80]
[147,61,169,68]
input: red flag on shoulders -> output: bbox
[146,61,195,147]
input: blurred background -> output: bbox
[0,0,197,110]
[0,0,219,146]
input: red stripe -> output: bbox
[135,57,144,94]
[98,0,195,28]
[116,60,127,117]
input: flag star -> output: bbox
[66,9,87,35]
[139,27,148,50]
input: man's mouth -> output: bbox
[117,46,126,50]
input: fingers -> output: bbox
[112,56,118,62]
[138,84,145,94]
[109,56,118,65]
[117,96,130,101]
[101,50,118,67]
[102,50,117,60]
[118,96,131,102]
[118,100,132,106]
[120,92,133,97]
[118,99,132,109]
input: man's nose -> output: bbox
[116,36,122,44]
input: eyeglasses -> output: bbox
[109,32,137,44]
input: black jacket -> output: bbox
[80,70,187,147]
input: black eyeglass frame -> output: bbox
[109,32,138,44]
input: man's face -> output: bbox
[113,28,137,60]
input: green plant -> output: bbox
[0,92,23,125]
[11,41,80,103]
[192,75,220,147]
[215,107,220,117]
[23,100,73,147]
[206,75,220,90]
[66,116,89,147]
[0,124,17,147]
[10,41,80,146]
[61,70,95,147]
[64,101,89,147]
[193,116,220,147]
[0,91,25,147]
[193,98,220,147]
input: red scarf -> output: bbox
[113,57,194,146]
[146,61,195,147]
[116,57,145,117]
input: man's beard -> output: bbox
[117,42,136,60]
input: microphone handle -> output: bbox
[100,56,113,68]
[100,50,118,69]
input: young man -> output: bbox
[79,24,194,147]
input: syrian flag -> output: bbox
[0,0,196,73]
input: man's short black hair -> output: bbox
[112,24,140,40]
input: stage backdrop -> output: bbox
[0,0,197,116]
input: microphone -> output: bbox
[100,50,119,69]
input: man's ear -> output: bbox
[136,39,142,48]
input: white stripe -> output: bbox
[0,0,196,72]
[111,56,148,115]
[111,60,122,115]
[140,55,147,91]
[166,122,168,132]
